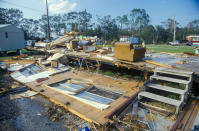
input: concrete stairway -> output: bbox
[138,67,193,114]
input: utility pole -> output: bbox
[46,0,50,41]
[84,9,87,36]
[173,16,176,43]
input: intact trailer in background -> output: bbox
[0,24,25,54]
[186,35,199,46]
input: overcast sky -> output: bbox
[0,0,199,26]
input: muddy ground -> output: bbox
[0,70,89,131]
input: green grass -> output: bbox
[0,48,39,60]
[146,44,195,54]
[21,48,40,55]
[96,44,195,54]
[98,70,115,77]
[21,49,31,54]
[0,56,13,60]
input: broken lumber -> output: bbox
[104,92,140,119]
[144,60,172,68]
[2,59,35,64]
[184,52,199,57]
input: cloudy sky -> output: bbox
[0,0,199,26]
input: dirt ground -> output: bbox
[0,70,89,131]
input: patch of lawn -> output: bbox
[133,76,144,80]
[21,48,40,55]
[104,71,115,77]
[0,56,13,60]
[122,74,132,79]
[98,69,115,77]
[146,44,195,53]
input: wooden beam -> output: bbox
[104,92,140,119]
[144,60,172,68]
[184,52,199,57]
[2,59,35,64]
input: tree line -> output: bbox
[0,7,199,44]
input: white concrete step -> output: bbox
[151,75,190,85]
[146,83,186,94]
[155,67,193,76]
[138,91,182,107]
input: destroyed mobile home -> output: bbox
[1,34,199,131]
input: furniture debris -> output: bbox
[66,40,78,50]
[51,60,59,68]
[114,42,146,62]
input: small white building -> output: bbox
[0,24,25,51]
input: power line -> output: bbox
[0,0,44,13]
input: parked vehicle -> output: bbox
[169,40,180,45]
[186,41,193,46]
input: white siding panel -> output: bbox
[0,25,23,33]
[0,31,25,51]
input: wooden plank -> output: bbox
[104,91,139,119]
[145,60,172,68]
[151,75,190,85]
[170,99,197,131]
[184,52,199,57]
[139,102,171,116]
[182,100,199,131]
[156,67,193,75]
[138,91,182,106]
[2,59,35,64]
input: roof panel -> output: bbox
[0,24,11,28]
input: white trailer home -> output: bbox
[0,24,25,52]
